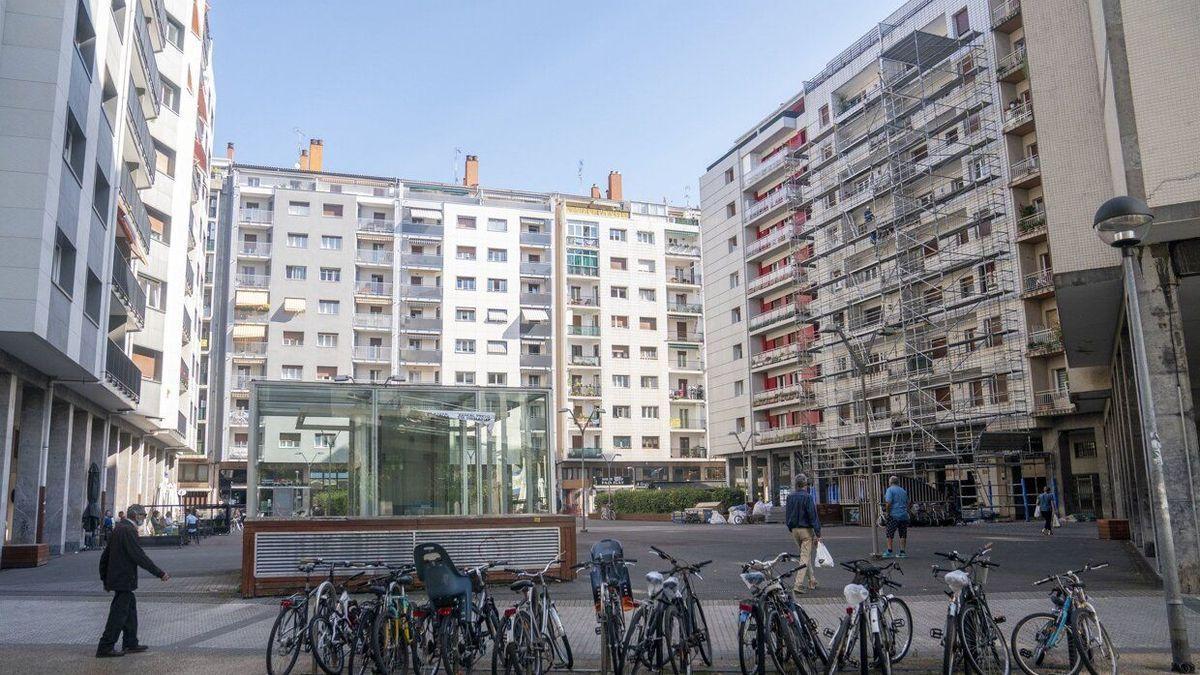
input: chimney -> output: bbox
[225,142,235,161]
[606,171,623,201]
[464,155,479,188]
[298,149,310,171]
[590,184,601,199]
[308,139,324,172]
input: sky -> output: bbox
[210,1,898,205]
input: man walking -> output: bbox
[883,476,910,558]
[97,504,169,658]
[1038,486,1057,535]
[785,474,821,593]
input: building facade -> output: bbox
[0,0,212,557]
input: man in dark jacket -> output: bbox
[784,474,821,593]
[96,504,169,658]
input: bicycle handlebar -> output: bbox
[1033,561,1110,586]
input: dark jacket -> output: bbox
[785,490,821,535]
[99,520,165,591]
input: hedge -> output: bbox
[593,487,746,514]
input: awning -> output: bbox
[283,297,306,312]
[232,324,267,339]
[522,308,550,322]
[409,208,443,221]
[234,290,270,308]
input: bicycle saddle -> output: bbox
[509,579,534,593]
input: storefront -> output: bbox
[248,382,554,517]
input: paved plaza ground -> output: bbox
[0,518,1197,672]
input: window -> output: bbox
[166,15,185,49]
[735,417,746,433]
[84,270,102,323]
[131,346,162,381]
[457,216,476,230]
[321,235,342,250]
[1073,438,1097,459]
[640,346,657,360]
[456,246,476,260]
[637,231,655,244]
[729,272,740,288]
[487,249,508,262]
[322,203,343,217]
[724,168,735,184]
[281,365,302,380]
[610,257,628,271]
[487,340,508,355]
[641,436,660,449]
[487,278,507,293]
[612,405,631,419]
[319,267,341,282]
[611,345,629,359]
[456,308,476,322]
[455,339,476,354]
[959,275,975,297]
[279,434,300,449]
[287,201,310,216]
[990,373,1010,404]
[62,112,86,180]
[610,286,628,299]
[285,265,307,280]
[73,1,96,74]
[487,372,507,385]
[317,333,338,348]
[487,218,508,232]
[455,371,476,385]
[639,317,657,330]
[639,288,656,301]
[641,406,659,419]
[732,344,743,360]
[731,308,742,323]
[640,376,658,389]
[161,77,181,113]
[609,228,626,242]
[819,104,830,126]
[728,236,738,252]
[486,308,508,323]
[51,230,76,296]
[952,7,970,36]
[282,331,303,346]
[314,433,336,449]
[612,375,630,388]
[456,276,476,291]
[726,202,736,218]
[734,380,745,396]
[287,232,308,248]
[637,259,655,273]
[92,166,111,222]
[318,300,339,315]
[316,366,338,381]
[613,436,632,449]
[151,141,176,178]
[611,315,629,329]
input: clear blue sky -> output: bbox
[210,1,896,205]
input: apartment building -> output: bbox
[701,0,1061,515]
[0,0,212,558]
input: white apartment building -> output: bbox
[0,0,212,557]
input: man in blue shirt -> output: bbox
[883,476,910,558]
[785,474,821,593]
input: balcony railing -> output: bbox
[569,295,601,309]
[997,45,1027,79]
[566,235,599,248]
[229,409,250,426]
[125,80,155,174]
[752,383,812,407]
[750,303,801,330]
[233,308,269,323]
[669,386,706,401]
[356,250,394,265]
[519,322,551,338]
[232,375,256,391]
[758,424,815,445]
[1010,155,1041,179]
[670,332,704,343]
[358,218,396,234]
[567,265,599,277]
[1002,99,1034,131]
[751,343,802,369]
[847,311,884,332]
[992,0,1021,29]
[353,346,390,361]
[667,272,702,285]
[354,313,392,329]
[118,166,151,251]
[520,292,552,306]
[397,284,441,300]
[568,325,601,337]
[401,253,442,268]
[520,231,551,247]
[400,221,444,237]
[666,301,702,314]
[355,280,393,297]
[104,340,142,403]
[231,341,268,357]
[569,355,601,367]
[668,359,704,370]
[747,264,795,295]
[1034,388,1071,415]
[398,316,441,332]
[669,418,707,430]
[398,349,441,364]
[665,243,701,258]
[1023,268,1053,294]
[1027,325,1063,354]
[521,261,552,276]
[130,0,161,117]
[238,241,272,257]
[520,354,552,368]
[239,208,273,225]
[1017,206,1047,237]
[745,187,796,222]
[744,151,794,184]
[745,227,793,259]
[673,446,708,459]
[569,384,602,397]
[235,273,270,288]
[110,249,147,327]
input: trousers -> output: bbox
[790,527,817,591]
[98,590,139,651]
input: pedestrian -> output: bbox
[784,474,821,594]
[185,508,200,545]
[1038,486,1057,535]
[96,504,169,658]
[883,476,911,558]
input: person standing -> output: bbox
[97,504,169,658]
[883,476,911,558]
[1038,486,1057,535]
[785,474,821,593]
[185,509,200,545]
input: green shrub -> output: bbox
[594,486,746,514]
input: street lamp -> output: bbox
[1093,196,1192,670]
[822,323,896,559]
[729,430,758,501]
[293,451,315,516]
[559,407,604,532]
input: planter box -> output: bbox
[1097,519,1130,540]
[1,543,49,568]
[613,513,673,522]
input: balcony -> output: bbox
[669,418,707,431]
[567,265,599,278]
[237,241,272,258]
[668,359,704,371]
[520,292,552,306]
[1009,155,1041,189]
[1002,99,1035,135]
[104,340,142,403]
[232,375,256,391]
[520,231,551,247]
[358,218,396,235]
[181,312,192,344]
[666,301,702,315]
[669,386,706,401]
[672,446,708,459]
[129,0,161,119]
[666,272,702,286]
[567,325,601,338]
[401,253,442,269]
[665,243,701,258]
[566,235,599,248]
[398,349,441,364]
[996,45,1027,83]
[356,250,394,266]
[1033,388,1072,417]
[1016,206,1048,242]
[749,303,803,332]
[231,341,268,358]
[747,264,795,296]
[520,354,552,369]
[118,166,151,253]
[110,250,147,328]
[569,355,601,367]
[354,313,392,330]
[355,280,393,297]
[759,424,816,447]
[400,221,444,237]
[752,383,813,408]
[229,409,250,427]
[519,322,552,339]
[520,261,552,277]
[1022,268,1054,298]
[670,332,704,344]
[847,311,884,332]
[239,208,274,225]
[141,0,167,47]
[1026,325,1064,357]
[234,308,269,323]
[743,151,796,188]
[992,0,1022,32]
[353,346,390,362]
[235,273,270,288]
[124,81,155,182]
[569,384,602,398]
[398,316,441,332]
[566,447,603,459]
[745,227,794,260]
[397,284,441,300]
[568,295,601,310]
[744,187,796,224]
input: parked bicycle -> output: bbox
[931,545,1010,674]
[495,554,573,674]
[346,561,421,675]
[736,552,826,675]
[414,542,504,675]
[622,547,712,674]
[573,539,636,674]
[310,562,370,674]
[1011,562,1116,675]
[823,559,912,675]
[266,558,323,675]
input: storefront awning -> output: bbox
[235,290,270,308]
[522,308,550,322]
[283,297,306,313]
[233,324,267,339]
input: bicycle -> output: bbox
[647,546,713,667]
[931,545,1010,675]
[345,561,421,675]
[736,552,826,675]
[574,539,637,674]
[415,542,505,675]
[495,554,573,675]
[623,568,691,674]
[266,558,323,675]
[824,559,912,675]
[1011,562,1114,675]
[310,562,369,674]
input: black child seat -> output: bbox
[588,538,633,603]
[414,543,474,618]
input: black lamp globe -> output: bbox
[1093,195,1153,248]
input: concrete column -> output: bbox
[11,385,53,545]
[114,432,131,513]
[63,410,93,552]
[0,374,19,546]
[44,400,75,555]
[133,437,144,505]
[100,424,115,514]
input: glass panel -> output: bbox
[376,388,477,516]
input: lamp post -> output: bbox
[729,430,758,501]
[293,451,315,516]
[822,324,895,559]
[560,407,603,532]
[1093,195,1192,671]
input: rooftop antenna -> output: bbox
[453,147,463,184]
[577,160,584,192]
[683,184,692,207]
[291,126,305,168]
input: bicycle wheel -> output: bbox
[1071,610,1117,675]
[371,600,412,675]
[788,607,824,675]
[737,607,765,675]
[606,594,627,675]
[624,604,653,675]
[266,607,305,675]
[687,595,712,667]
[874,630,892,675]
[960,602,1011,675]
[665,603,694,675]
[942,611,959,675]
[857,610,869,675]
[347,606,377,675]
[881,596,913,662]
[1011,611,1082,675]
[438,617,467,675]
[547,604,573,670]
[763,604,801,674]
[506,612,541,675]
[310,616,346,675]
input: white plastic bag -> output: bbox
[1052,512,1061,529]
[1033,504,1041,518]
[709,511,727,525]
[815,541,835,568]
